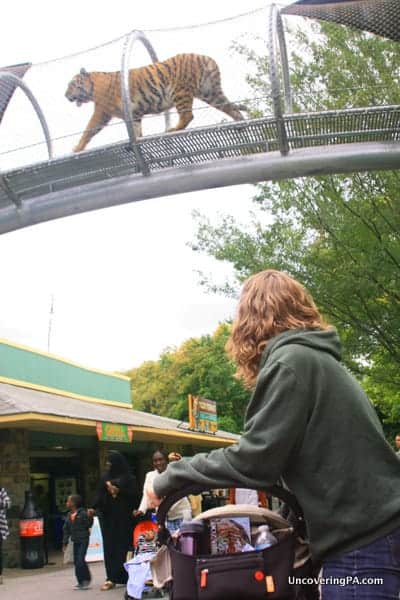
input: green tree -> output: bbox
[193,22,400,433]
[124,324,250,433]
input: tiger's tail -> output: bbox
[199,57,247,121]
[230,102,248,113]
[209,96,247,121]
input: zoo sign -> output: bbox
[96,422,133,443]
[188,395,218,434]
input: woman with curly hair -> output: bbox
[149,269,400,599]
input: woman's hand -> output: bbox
[132,509,144,518]
[106,481,119,498]
[168,452,182,462]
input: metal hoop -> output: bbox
[0,72,53,160]
[277,10,292,114]
[268,4,292,155]
[121,30,171,175]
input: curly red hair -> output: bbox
[226,269,329,387]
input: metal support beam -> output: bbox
[0,142,399,235]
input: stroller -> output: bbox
[156,482,319,600]
[124,516,166,600]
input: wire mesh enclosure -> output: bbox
[282,0,400,41]
[0,8,268,169]
[0,2,399,234]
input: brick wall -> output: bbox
[0,428,31,567]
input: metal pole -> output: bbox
[120,31,150,175]
[120,29,172,175]
[47,294,54,353]
[0,72,53,160]
[268,4,289,155]
[277,10,292,113]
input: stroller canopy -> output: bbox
[281,0,400,41]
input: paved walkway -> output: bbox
[3,561,128,600]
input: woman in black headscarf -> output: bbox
[89,451,138,591]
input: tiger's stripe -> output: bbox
[65,53,246,152]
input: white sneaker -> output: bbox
[81,581,91,590]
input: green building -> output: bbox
[0,338,237,566]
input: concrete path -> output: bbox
[3,561,130,600]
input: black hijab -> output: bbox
[106,450,131,479]
[92,451,137,512]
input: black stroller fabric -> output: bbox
[168,533,294,599]
[157,483,318,600]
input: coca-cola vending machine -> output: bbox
[20,490,44,569]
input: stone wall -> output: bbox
[81,448,100,506]
[0,428,31,567]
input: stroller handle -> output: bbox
[157,482,305,538]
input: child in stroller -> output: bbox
[124,515,166,600]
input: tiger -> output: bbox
[65,53,246,153]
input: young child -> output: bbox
[63,494,93,590]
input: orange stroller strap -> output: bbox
[200,569,208,588]
[266,575,275,593]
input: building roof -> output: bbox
[0,382,239,447]
[0,338,131,407]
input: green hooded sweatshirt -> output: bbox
[154,328,400,561]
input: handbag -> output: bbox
[157,483,311,600]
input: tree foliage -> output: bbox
[124,324,250,434]
[193,23,400,432]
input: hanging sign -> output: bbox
[96,422,133,443]
[188,395,218,433]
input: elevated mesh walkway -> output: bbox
[0,2,399,234]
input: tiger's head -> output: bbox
[65,68,94,107]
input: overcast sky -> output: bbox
[0,0,292,371]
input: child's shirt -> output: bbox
[63,507,93,545]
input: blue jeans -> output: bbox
[73,540,91,585]
[321,525,400,599]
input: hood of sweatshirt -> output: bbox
[260,327,342,369]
